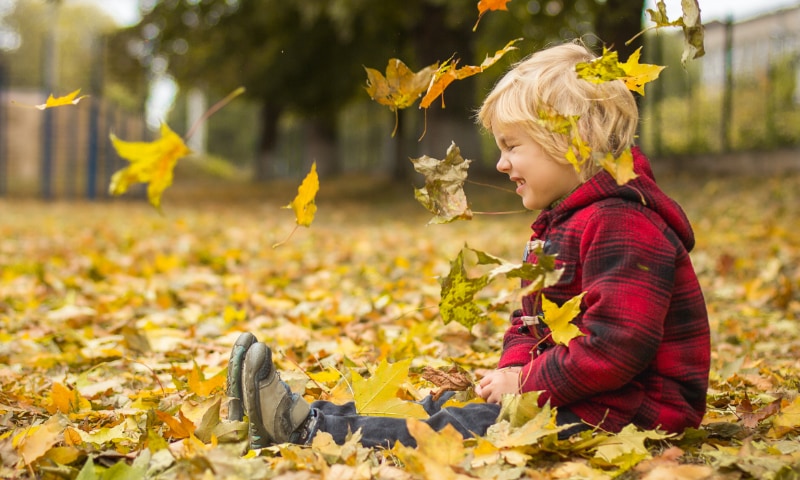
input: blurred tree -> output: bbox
[0,0,117,90]
[109,0,648,180]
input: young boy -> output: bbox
[226,41,710,449]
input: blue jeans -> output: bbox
[310,392,588,448]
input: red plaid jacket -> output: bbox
[498,148,710,434]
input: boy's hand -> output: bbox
[475,367,522,404]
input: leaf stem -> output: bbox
[184,87,246,141]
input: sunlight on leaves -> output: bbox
[108,122,192,210]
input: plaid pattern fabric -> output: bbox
[498,148,710,434]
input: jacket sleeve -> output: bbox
[497,311,537,368]
[519,207,676,406]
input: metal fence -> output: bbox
[640,6,800,157]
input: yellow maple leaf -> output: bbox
[541,293,586,346]
[473,0,512,31]
[769,396,800,438]
[619,47,666,96]
[285,162,319,227]
[351,358,428,419]
[365,59,439,136]
[35,89,89,110]
[407,419,467,465]
[595,148,638,186]
[14,414,68,466]
[109,123,192,210]
[576,47,664,96]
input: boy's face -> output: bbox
[493,123,581,210]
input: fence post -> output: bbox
[87,36,104,200]
[721,17,734,153]
[0,62,6,196]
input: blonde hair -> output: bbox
[477,41,638,181]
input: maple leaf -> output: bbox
[576,47,664,96]
[473,0,512,31]
[109,122,192,210]
[351,358,428,419]
[421,365,473,400]
[595,148,637,186]
[41,89,89,109]
[535,107,591,173]
[541,293,586,346]
[440,245,563,330]
[285,162,319,227]
[439,248,491,329]
[643,0,704,66]
[43,382,91,415]
[593,424,673,463]
[274,162,320,248]
[411,142,473,224]
[156,409,197,440]
[21,89,89,110]
[420,39,520,109]
[407,419,467,465]
[187,361,227,397]
[618,48,666,96]
[14,414,67,466]
[768,396,800,438]
[364,59,439,135]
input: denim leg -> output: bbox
[311,392,500,448]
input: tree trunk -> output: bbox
[305,116,340,177]
[594,0,646,59]
[254,103,282,181]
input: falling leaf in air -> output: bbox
[541,293,586,346]
[285,162,319,227]
[274,162,319,248]
[420,38,520,109]
[410,142,473,224]
[473,0,512,31]
[109,123,192,210]
[351,358,428,419]
[364,59,439,135]
[646,0,704,65]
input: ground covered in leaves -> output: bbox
[2,171,800,479]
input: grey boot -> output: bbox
[226,332,257,422]
[242,342,313,448]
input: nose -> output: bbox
[496,154,511,173]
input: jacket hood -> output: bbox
[537,147,695,251]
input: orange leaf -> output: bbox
[420,39,520,109]
[15,415,67,466]
[155,410,196,440]
[474,0,512,31]
[44,382,91,415]
[187,362,226,397]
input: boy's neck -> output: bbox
[548,183,581,210]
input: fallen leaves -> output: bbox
[3,170,800,478]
